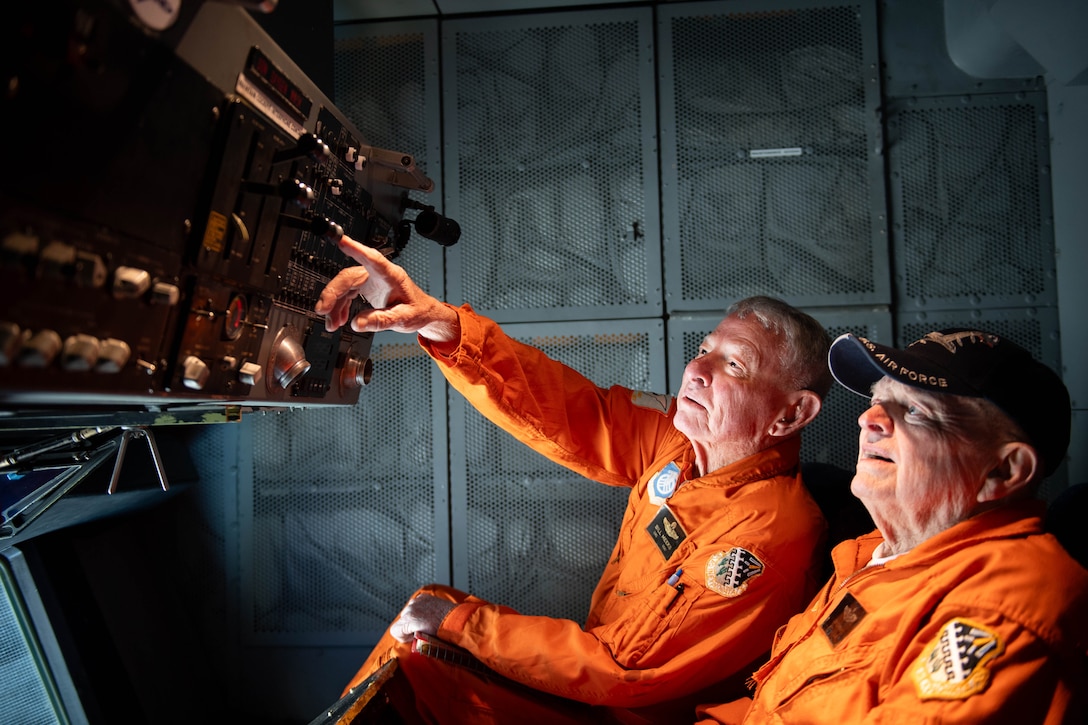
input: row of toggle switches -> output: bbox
[3,233,180,305]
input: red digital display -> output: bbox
[244,47,312,123]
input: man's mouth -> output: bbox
[861,450,893,463]
[681,395,706,411]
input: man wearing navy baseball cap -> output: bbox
[697,329,1088,724]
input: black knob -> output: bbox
[310,217,344,244]
[273,134,331,164]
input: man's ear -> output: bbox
[768,390,822,437]
[977,441,1039,504]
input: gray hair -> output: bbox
[726,295,833,398]
[955,395,1042,486]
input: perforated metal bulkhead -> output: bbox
[663,3,882,307]
[456,322,658,622]
[248,339,439,637]
[888,94,1054,309]
[445,10,658,319]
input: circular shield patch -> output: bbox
[706,547,764,598]
[649,462,681,504]
[911,617,1005,700]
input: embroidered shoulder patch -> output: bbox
[630,391,671,415]
[911,618,1005,701]
[648,462,681,506]
[706,548,764,597]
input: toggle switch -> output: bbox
[113,266,152,300]
[239,361,262,387]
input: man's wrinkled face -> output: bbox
[852,377,998,544]
[673,315,794,452]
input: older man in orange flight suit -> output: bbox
[697,329,1088,724]
[315,235,831,723]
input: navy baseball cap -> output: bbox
[828,329,1071,477]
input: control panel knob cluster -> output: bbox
[0,321,134,373]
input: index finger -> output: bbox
[337,234,393,268]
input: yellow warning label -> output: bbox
[203,211,228,253]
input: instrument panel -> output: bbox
[0,0,437,426]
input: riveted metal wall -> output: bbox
[333,19,445,296]
[667,307,893,473]
[886,93,1055,311]
[442,8,662,323]
[242,332,449,645]
[658,0,889,311]
[449,319,665,622]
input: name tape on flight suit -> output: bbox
[646,504,687,560]
[911,617,1005,701]
[820,592,868,646]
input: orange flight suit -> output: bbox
[697,502,1088,724]
[343,305,827,723]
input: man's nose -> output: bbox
[858,403,890,433]
[685,358,710,386]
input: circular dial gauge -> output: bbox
[224,295,246,340]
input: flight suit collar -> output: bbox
[690,436,802,489]
[830,500,1048,581]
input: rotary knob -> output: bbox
[0,322,26,366]
[61,334,101,371]
[18,329,62,367]
[96,338,131,373]
[151,281,180,306]
[268,327,310,390]
[339,354,373,392]
[74,251,108,288]
[182,355,210,390]
[38,242,76,280]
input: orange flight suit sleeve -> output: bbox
[436,553,803,707]
[856,608,1086,723]
[420,303,673,488]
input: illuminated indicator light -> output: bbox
[225,295,247,341]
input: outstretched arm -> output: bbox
[314,234,459,343]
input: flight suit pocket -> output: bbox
[768,645,881,717]
[597,576,692,669]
